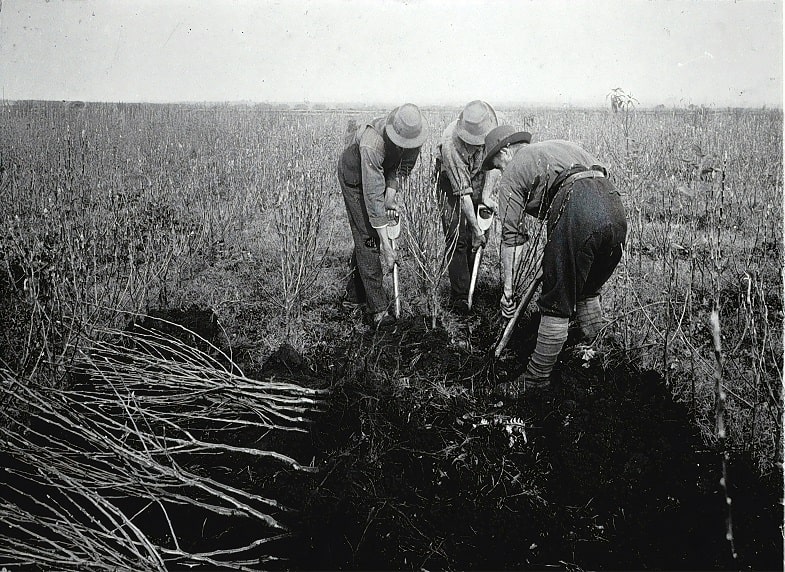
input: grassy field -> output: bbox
[0,101,782,569]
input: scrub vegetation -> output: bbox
[0,100,781,570]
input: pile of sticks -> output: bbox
[1,323,326,570]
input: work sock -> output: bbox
[525,315,569,380]
[575,295,604,340]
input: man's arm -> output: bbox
[359,136,397,272]
[500,244,526,300]
[440,137,485,244]
[459,194,484,249]
[359,136,389,229]
[497,172,531,315]
[480,168,502,212]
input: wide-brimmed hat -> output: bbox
[456,100,498,146]
[385,104,427,148]
[482,125,532,169]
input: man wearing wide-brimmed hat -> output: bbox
[435,100,499,315]
[338,103,427,329]
[482,126,628,397]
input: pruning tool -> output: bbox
[467,204,495,311]
[387,216,401,319]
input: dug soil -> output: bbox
[240,297,783,572]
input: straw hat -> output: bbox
[481,125,532,169]
[385,104,427,148]
[455,100,498,145]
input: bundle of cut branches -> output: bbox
[0,322,326,571]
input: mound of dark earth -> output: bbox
[260,308,783,571]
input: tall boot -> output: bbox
[575,295,604,341]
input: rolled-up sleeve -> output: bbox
[359,133,388,228]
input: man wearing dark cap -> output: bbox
[435,100,499,315]
[338,103,427,328]
[482,126,628,396]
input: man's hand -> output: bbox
[471,229,487,252]
[500,293,516,319]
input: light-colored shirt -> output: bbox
[436,120,485,198]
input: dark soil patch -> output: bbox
[262,307,783,571]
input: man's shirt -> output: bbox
[497,140,603,245]
[436,120,485,198]
[341,117,420,228]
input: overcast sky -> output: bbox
[0,0,781,107]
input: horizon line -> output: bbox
[2,98,781,111]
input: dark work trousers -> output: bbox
[439,173,479,302]
[337,161,388,314]
[538,177,628,318]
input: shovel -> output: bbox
[467,204,495,311]
[387,217,401,318]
